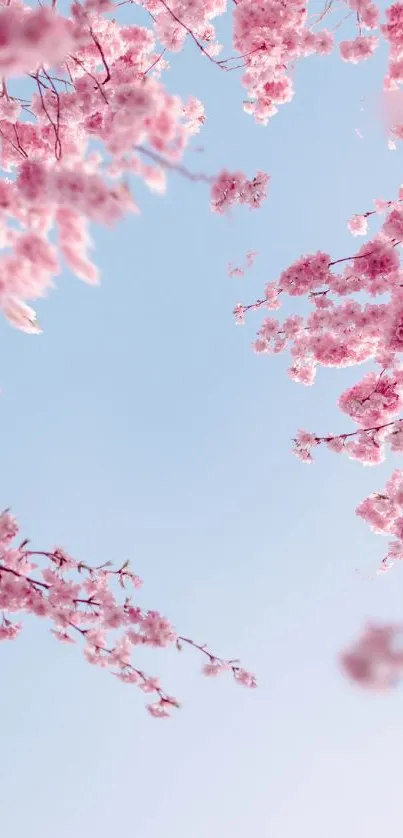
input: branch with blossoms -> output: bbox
[293,364,403,466]
[0,0,271,338]
[0,0,402,712]
[0,0,397,338]
[231,173,403,692]
[293,419,401,466]
[0,510,255,718]
[294,425,403,568]
[340,469,403,690]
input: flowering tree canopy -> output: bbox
[2,0,403,708]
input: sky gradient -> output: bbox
[2,11,403,838]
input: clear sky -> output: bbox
[2,10,403,838]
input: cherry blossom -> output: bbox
[340,35,378,63]
[2,0,403,704]
[340,623,403,689]
[227,250,258,278]
[235,174,403,690]
[0,0,273,334]
[0,510,255,717]
[347,214,369,236]
[0,0,397,334]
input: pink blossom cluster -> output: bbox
[339,34,378,64]
[211,170,269,213]
[2,0,403,708]
[139,0,227,55]
[0,1,268,334]
[234,178,403,690]
[292,417,403,467]
[339,372,403,426]
[355,470,403,572]
[238,188,403,402]
[0,510,255,717]
[340,623,403,689]
[0,0,400,332]
[230,0,382,125]
[227,151,403,695]
[380,4,403,140]
[233,0,334,125]
[0,5,73,76]
[127,0,384,129]
[384,2,403,89]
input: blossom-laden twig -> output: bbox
[230,150,403,692]
[0,510,256,718]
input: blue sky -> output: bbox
[2,10,403,838]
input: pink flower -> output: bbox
[51,629,75,643]
[183,96,205,134]
[347,214,368,236]
[0,621,22,641]
[233,304,245,325]
[340,35,378,63]
[383,207,403,240]
[116,669,141,684]
[392,514,403,539]
[147,701,171,718]
[103,607,124,629]
[140,676,161,693]
[388,423,403,451]
[15,234,59,274]
[288,363,316,385]
[228,264,245,278]
[355,238,399,281]
[279,252,331,296]
[233,668,257,688]
[339,372,403,426]
[346,432,385,465]
[341,624,403,689]
[2,298,41,334]
[326,436,345,453]
[202,661,227,676]
[246,250,257,268]
[293,429,318,462]
[211,170,269,213]
[296,429,317,447]
[254,338,269,354]
[0,515,253,716]
[387,307,403,352]
[356,486,398,535]
[264,282,281,309]
[374,198,389,213]
[360,1,379,29]
[17,160,49,203]
[378,540,403,573]
[314,30,334,55]
[0,510,18,544]
[0,99,21,121]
